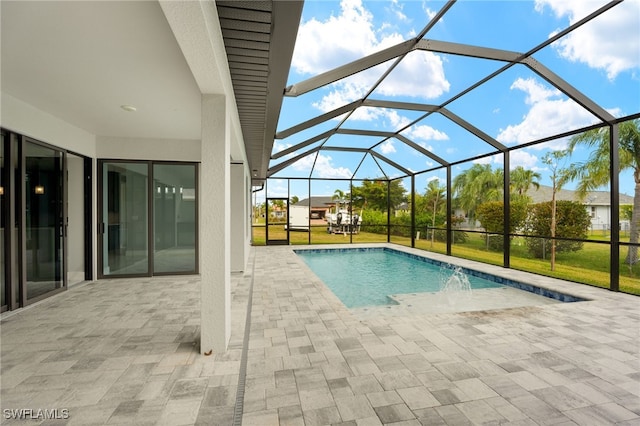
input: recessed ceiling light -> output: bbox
[120,105,137,112]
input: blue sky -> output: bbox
[267,0,640,200]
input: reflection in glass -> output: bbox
[153,164,196,273]
[103,162,148,276]
[25,142,64,299]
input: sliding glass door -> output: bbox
[153,163,197,274]
[1,131,92,312]
[99,161,197,278]
[101,162,149,276]
[24,141,65,300]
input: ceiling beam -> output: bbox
[267,146,321,177]
[369,150,412,176]
[275,100,363,139]
[284,40,416,97]
[271,129,335,160]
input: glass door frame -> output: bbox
[97,159,152,279]
[97,159,199,279]
[1,130,93,313]
[21,136,67,305]
[152,161,199,277]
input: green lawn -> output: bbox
[251,225,640,296]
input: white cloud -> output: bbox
[267,179,288,197]
[473,155,496,166]
[510,150,540,170]
[385,109,412,129]
[422,3,437,20]
[418,142,435,151]
[473,149,538,170]
[497,77,597,145]
[376,50,450,99]
[483,150,541,170]
[380,140,396,154]
[294,0,450,112]
[272,141,292,153]
[535,0,640,80]
[511,78,561,105]
[292,0,376,74]
[388,0,409,23]
[292,152,353,179]
[404,124,449,141]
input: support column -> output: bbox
[200,94,230,354]
[230,163,247,272]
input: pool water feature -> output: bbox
[439,265,473,306]
[295,247,586,309]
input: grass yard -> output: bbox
[251,225,640,296]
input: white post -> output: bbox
[230,163,246,272]
[200,94,230,354]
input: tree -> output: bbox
[290,195,299,205]
[453,164,503,225]
[351,179,406,213]
[525,200,591,259]
[424,179,446,247]
[476,200,528,251]
[332,188,345,202]
[269,199,286,222]
[565,119,640,264]
[332,188,346,214]
[541,151,574,271]
[510,166,541,203]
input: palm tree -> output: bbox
[510,166,541,202]
[332,188,345,201]
[332,188,346,214]
[453,164,503,226]
[290,195,299,205]
[565,119,640,264]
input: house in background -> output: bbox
[454,184,633,233]
[528,186,634,234]
[293,196,336,220]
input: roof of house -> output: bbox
[527,185,633,205]
[294,196,336,208]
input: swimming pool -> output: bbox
[295,247,585,308]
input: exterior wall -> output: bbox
[588,205,608,231]
[1,93,97,157]
[97,136,200,162]
[1,92,99,281]
[230,163,249,272]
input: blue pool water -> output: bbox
[296,248,503,308]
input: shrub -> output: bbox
[476,201,528,251]
[361,210,387,235]
[524,200,591,258]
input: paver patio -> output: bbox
[1,244,638,425]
